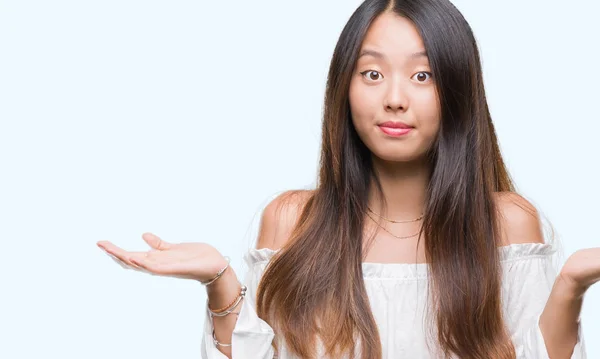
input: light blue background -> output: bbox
[0,0,598,358]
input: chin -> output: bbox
[372,151,421,163]
[368,143,430,163]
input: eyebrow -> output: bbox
[358,49,428,60]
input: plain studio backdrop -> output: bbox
[0,0,598,358]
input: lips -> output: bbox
[378,121,413,129]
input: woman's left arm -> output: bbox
[494,192,590,358]
[539,248,600,359]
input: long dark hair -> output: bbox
[256,0,517,358]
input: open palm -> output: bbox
[97,232,228,282]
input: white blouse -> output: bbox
[201,243,586,358]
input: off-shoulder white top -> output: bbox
[202,243,586,358]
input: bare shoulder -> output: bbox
[493,191,545,246]
[255,189,315,251]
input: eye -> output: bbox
[360,70,383,82]
[412,71,433,83]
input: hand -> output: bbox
[97,232,229,282]
[559,247,600,297]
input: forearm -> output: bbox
[538,275,584,359]
[206,266,243,359]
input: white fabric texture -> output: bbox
[201,243,586,358]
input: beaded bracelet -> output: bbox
[201,256,231,286]
[208,284,247,317]
[208,282,244,313]
[209,285,246,347]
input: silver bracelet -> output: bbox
[210,309,242,347]
[212,328,232,347]
[208,284,247,317]
[210,285,246,348]
[201,256,231,286]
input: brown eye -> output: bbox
[413,71,432,83]
[360,70,383,82]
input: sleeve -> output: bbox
[501,243,587,359]
[201,249,277,359]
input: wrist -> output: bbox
[206,267,241,309]
[556,272,588,300]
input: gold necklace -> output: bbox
[367,206,424,223]
[366,211,422,239]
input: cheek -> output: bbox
[349,83,376,128]
[414,91,441,134]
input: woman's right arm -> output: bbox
[201,256,276,359]
[204,263,245,358]
[96,191,309,359]
[202,189,312,359]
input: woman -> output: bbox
[97,0,597,358]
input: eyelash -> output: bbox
[359,70,433,83]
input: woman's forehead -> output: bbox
[360,13,427,62]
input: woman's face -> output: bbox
[349,12,441,163]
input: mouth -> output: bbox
[377,121,414,137]
[378,121,413,129]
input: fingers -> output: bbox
[97,235,174,276]
[105,251,133,270]
[97,241,146,270]
[141,232,172,251]
[126,253,157,275]
[129,255,174,276]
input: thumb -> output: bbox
[142,232,172,250]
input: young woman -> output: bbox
[98,0,598,358]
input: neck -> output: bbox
[367,156,430,221]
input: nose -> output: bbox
[383,79,408,113]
